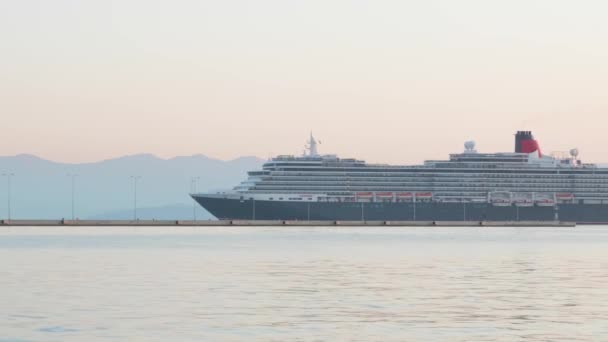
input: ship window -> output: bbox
[279,197,284,200]
[269,197,273,200]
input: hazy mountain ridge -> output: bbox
[89,204,204,220]
[0,153,265,219]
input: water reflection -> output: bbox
[1,226,608,341]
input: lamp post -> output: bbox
[67,173,78,220]
[2,173,14,221]
[307,202,311,221]
[130,176,141,220]
[190,176,200,221]
[361,202,364,221]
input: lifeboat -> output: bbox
[374,192,393,202]
[415,192,433,198]
[535,193,555,207]
[355,192,373,198]
[414,192,433,202]
[513,193,534,207]
[396,192,413,202]
[489,191,511,207]
[491,199,512,206]
[396,192,413,198]
[556,193,574,201]
[536,198,555,207]
[355,192,374,202]
[513,199,534,207]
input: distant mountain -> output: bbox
[89,204,207,220]
[0,154,265,219]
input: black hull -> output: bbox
[193,196,608,223]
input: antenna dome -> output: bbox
[570,148,579,158]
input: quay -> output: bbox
[0,219,576,227]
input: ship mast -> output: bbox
[306,132,319,157]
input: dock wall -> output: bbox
[0,219,576,227]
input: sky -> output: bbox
[1,0,607,164]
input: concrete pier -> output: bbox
[0,219,576,227]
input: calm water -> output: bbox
[1,226,608,341]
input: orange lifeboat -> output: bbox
[556,193,574,200]
[415,192,433,199]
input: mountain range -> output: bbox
[0,154,264,220]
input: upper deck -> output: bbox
[226,131,608,205]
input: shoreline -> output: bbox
[0,219,576,227]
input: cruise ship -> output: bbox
[192,131,608,223]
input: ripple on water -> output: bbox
[37,326,79,333]
[0,226,608,341]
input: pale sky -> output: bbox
[1,0,607,164]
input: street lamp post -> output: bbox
[67,173,78,220]
[190,177,200,221]
[130,176,141,220]
[307,202,311,221]
[361,202,364,221]
[2,173,14,221]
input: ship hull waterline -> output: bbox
[193,196,608,224]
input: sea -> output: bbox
[1,226,608,341]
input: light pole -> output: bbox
[307,202,311,221]
[67,173,77,220]
[190,177,200,221]
[130,176,141,220]
[361,202,364,221]
[2,173,14,221]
